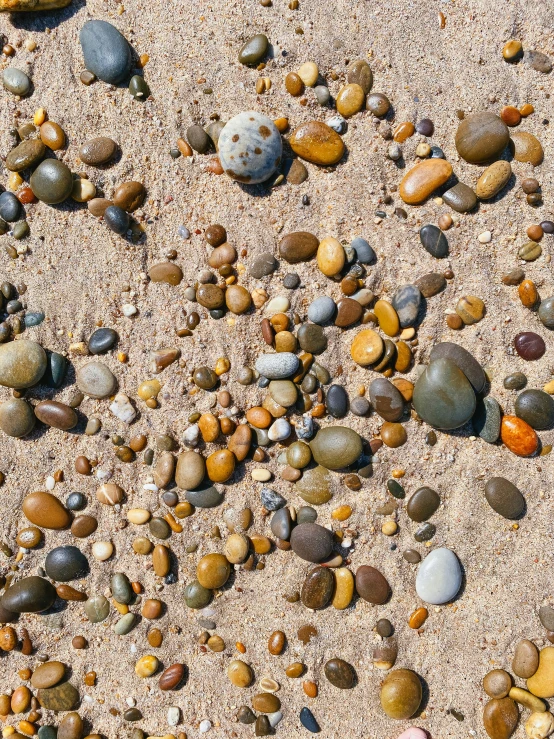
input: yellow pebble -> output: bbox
[135,655,159,677]
[117,352,128,363]
[544,380,554,395]
[215,357,230,376]
[382,520,398,536]
[331,505,352,521]
[71,177,96,203]
[7,172,23,191]
[138,379,161,400]
[33,108,46,126]
[297,61,318,87]
[3,729,16,738]
[391,469,405,478]
[25,39,37,52]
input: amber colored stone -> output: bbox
[520,103,534,117]
[268,630,286,655]
[17,187,37,204]
[289,121,345,165]
[409,607,428,629]
[500,105,521,127]
[399,159,453,205]
[527,224,543,241]
[518,279,539,308]
[285,72,304,96]
[500,415,539,457]
[393,121,415,142]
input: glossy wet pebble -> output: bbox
[475,160,512,199]
[88,327,118,354]
[514,389,554,429]
[238,34,268,65]
[3,68,31,96]
[455,112,509,164]
[279,231,319,263]
[484,477,525,519]
[415,548,462,604]
[0,340,47,389]
[0,192,22,222]
[80,20,132,84]
[483,698,519,739]
[413,357,476,429]
[290,121,345,166]
[510,131,544,166]
[45,546,89,581]
[31,662,66,689]
[290,523,333,562]
[380,669,422,720]
[392,285,421,327]
[218,112,282,184]
[420,224,448,258]
[442,182,478,212]
[324,658,356,689]
[309,426,362,469]
[6,139,46,172]
[301,566,334,609]
[1,576,56,613]
[30,160,73,204]
[429,343,486,393]
[23,491,70,529]
[501,415,539,456]
[514,332,545,360]
[299,707,320,734]
[35,400,78,430]
[399,159,452,204]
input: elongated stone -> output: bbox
[399,159,452,204]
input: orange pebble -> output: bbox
[236,642,246,653]
[527,224,543,241]
[518,279,539,308]
[409,607,429,629]
[500,416,539,457]
[303,680,318,698]
[500,105,521,127]
[520,103,534,117]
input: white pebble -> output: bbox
[45,476,55,490]
[91,541,114,561]
[342,538,352,548]
[95,468,113,481]
[251,468,272,482]
[268,711,283,728]
[265,295,290,315]
[109,393,137,424]
[199,720,212,733]
[478,230,492,243]
[122,303,137,317]
[167,707,180,726]
[143,483,159,492]
[126,697,136,707]
[268,418,291,442]
[183,424,200,446]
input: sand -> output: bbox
[0,0,554,736]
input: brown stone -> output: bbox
[22,492,70,530]
[148,263,183,286]
[70,515,98,538]
[290,121,345,165]
[113,181,145,212]
[509,131,544,165]
[279,232,319,263]
[399,159,453,204]
[335,298,362,327]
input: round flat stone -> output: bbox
[45,546,89,581]
[350,329,384,365]
[335,298,362,327]
[429,342,486,393]
[301,566,334,609]
[290,523,333,562]
[249,253,278,278]
[392,285,421,328]
[509,131,544,165]
[413,357,476,429]
[369,378,404,421]
[381,670,422,720]
[310,426,362,470]
[420,224,448,258]
[407,487,440,522]
[308,296,335,324]
[483,698,519,739]
[299,707,320,734]
[515,389,554,429]
[539,607,554,632]
[416,272,446,297]
[255,352,299,379]
[84,595,110,623]
[279,232,319,263]
[184,580,212,609]
[297,324,327,354]
[0,340,47,389]
[1,576,56,613]
[31,662,65,689]
[415,548,462,604]
[37,683,79,712]
[484,477,525,519]
[219,112,282,184]
[79,137,117,166]
[88,328,118,355]
[473,396,501,443]
[76,361,117,398]
[442,182,478,212]
[347,59,373,93]
[289,121,345,166]
[399,159,452,205]
[80,20,132,84]
[294,466,332,505]
[351,237,375,264]
[30,160,73,204]
[0,397,35,438]
[514,332,545,360]
[455,112,509,164]
[504,372,527,390]
[355,565,390,604]
[0,192,22,222]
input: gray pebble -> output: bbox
[350,396,371,416]
[79,20,132,84]
[391,284,421,328]
[2,68,31,96]
[255,352,299,380]
[307,296,336,324]
[314,85,330,105]
[261,487,287,511]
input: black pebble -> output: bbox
[0,191,21,222]
[326,384,348,418]
[420,223,448,258]
[104,205,130,235]
[44,546,89,582]
[66,492,87,511]
[88,327,118,354]
[300,707,320,733]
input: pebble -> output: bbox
[399,159,452,204]
[369,378,404,421]
[255,352,299,379]
[45,545,88,581]
[455,112,509,163]
[260,487,286,510]
[355,565,390,604]
[80,20,132,84]
[514,332,545,360]
[527,647,554,697]
[297,324,327,354]
[197,553,231,589]
[301,566,334,609]
[381,670,422,720]
[2,68,31,96]
[525,49,553,73]
[30,159,73,204]
[350,328,384,365]
[324,658,356,689]
[80,137,117,166]
[347,59,373,93]
[0,339,46,389]
[430,343,486,393]
[473,396,501,443]
[484,477,525,519]
[35,400,78,430]
[407,487,440,522]
[250,253,278,278]
[23,491,70,529]
[504,372,527,390]
[0,397,35,437]
[310,426,362,469]
[475,160,512,199]
[413,357,476,429]
[279,231,319,263]
[512,639,539,679]
[290,522,333,562]
[415,547,462,604]
[416,272,446,297]
[515,389,554,429]
[483,697,519,738]
[0,191,22,222]
[419,223,449,258]
[37,683,79,712]
[336,83,365,118]
[327,115,347,133]
[299,707,320,733]
[76,361,117,398]
[518,241,542,261]
[289,121,345,165]
[218,112,282,184]
[6,139,46,172]
[184,580,212,609]
[238,34,268,65]
[308,296,336,324]
[484,669,512,698]
[538,296,554,328]
[441,181,478,212]
[1,576,56,613]
[510,131,544,165]
[392,284,421,327]
[295,466,332,505]
[326,384,348,417]
[187,125,211,153]
[113,181,145,212]
[456,295,485,324]
[502,415,539,456]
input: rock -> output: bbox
[512,640,539,679]
[369,378,404,421]
[255,352,299,379]
[23,491,70,529]
[429,342,486,393]
[186,482,223,508]
[309,426,362,469]
[175,451,206,490]
[380,670,422,719]
[525,50,552,73]
[351,237,375,264]
[88,327,118,355]
[455,112,509,164]
[510,131,544,165]
[0,340,47,389]
[484,670,513,699]
[3,67,31,95]
[484,477,525,519]
[250,253,278,278]
[299,707,320,734]
[406,487,440,522]
[514,332,545,360]
[76,361,117,398]
[279,231,319,263]
[0,398,35,437]
[113,181,145,212]
[218,112,282,184]
[252,694,281,714]
[442,182,478,212]
[324,658,356,689]
[347,59,373,93]
[238,33,268,65]
[197,553,231,589]
[524,712,554,739]
[317,236,345,276]
[413,357,476,429]
[84,595,110,623]
[290,121,345,165]
[399,159,452,204]
[80,20,132,84]
[476,160,512,199]
[326,384,348,418]
[295,466,332,505]
[419,224,448,258]
[79,137,117,166]
[504,372,527,390]
[514,389,554,429]
[301,566,334,609]
[539,606,554,632]
[416,272,447,297]
[518,241,542,262]
[1,576,56,613]
[290,523,333,562]
[527,647,554,698]
[37,683,79,712]
[355,565,390,604]
[270,508,292,539]
[392,285,421,327]
[109,393,136,423]
[308,296,336,324]
[336,83,365,117]
[416,548,462,604]
[260,487,286,510]
[297,324,327,354]
[206,448,235,482]
[44,546,88,581]
[30,159,73,204]
[538,296,554,329]
[335,298,362,328]
[6,139,46,172]
[483,698,519,739]
[35,400,78,431]
[228,425,252,462]
[473,397,502,443]
[286,158,309,184]
[0,192,22,222]
[225,284,252,314]
[57,713,83,739]
[148,262,183,285]
[350,329,384,366]
[501,415,539,456]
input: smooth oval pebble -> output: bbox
[539,607,554,632]
[6,139,46,172]
[527,647,554,698]
[369,378,405,421]
[37,683,79,712]
[429,342,486,393]
[416,272,446,297]
[279,232,319,263]
[350,329,384,366]
[175,451,206,490]
[332,568,354,610]
[416,548,462,604]
[0,397,35,437]
[407,487,440,522]
[290,523,333,562]
[30,159,73,204]
[218,112,282,184]
[84,595,110,623]
[308,296,336,324]
[149,262,183,286]
[23,491,70,529]
[484,477,525,519]
[238,33,268,65]
[512,640,539,679]
[31,661,66,689]
[255,352,299,379]
[310,426,362,469]
[294,466,332,505]
[514,389,554,429]
[419,223,448,258]
[79,137,117,166]
[392,285,421,328]
[442,182,478,212]
[455,112,509,164]
[399,159,452,204]
[45,545,88,581]
[413,358,476,430]
[301,566,335,609]
[514,332,545,360]
[290,121,345,166]
[475,160,512,199]
[501,415,539,457]
[35,401,78,431]
[482,697,519,739]
[324,658,356,689]
[355,565,390,604]
[380,669,422,720]
[3,67,31,96]
[509,131,544,165]
[80,20,132,84]
[1,576,56,613]
[0,340,47,389]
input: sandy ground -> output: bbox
[1,0,554,737]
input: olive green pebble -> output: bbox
[30,160,74,204]
[129,75,150,100]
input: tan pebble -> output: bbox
[409,607,429,628]
[11,686,31,713]
[475,160,512,200]
[399,327,415,340]
[71,177,96,203]
[207,634,225,652]
[91,541,113,561]
[250,534,271,554]
[251,468,271,482]
[227,660,253,688]
[260,677,280,692]
[152,544,171,576]
[350,329,384,366]
[508,686,545,713]
[224,533,249,564]
[455,295,485,324]
[317,236,345,277]
[336,83,365,117]
[127,508,151,525]
[399,159,452,204]
[297,61,318,86]
[543,380,554,395]
[96,483,124,506]
[381,520,398,535]
[286,662,305,678]
[331,567,354,610]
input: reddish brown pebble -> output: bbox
[446,314,463,330]
[268,630,286,655]
[72,636,87,649]
[500,105,522,127]
[75,456,92,475]
[514,331,545,360]
[527,224,543,241]
[159,663,185,690]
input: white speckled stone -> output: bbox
[219,112,282,184]
[255,352,299,379]
[415,547,462,605]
